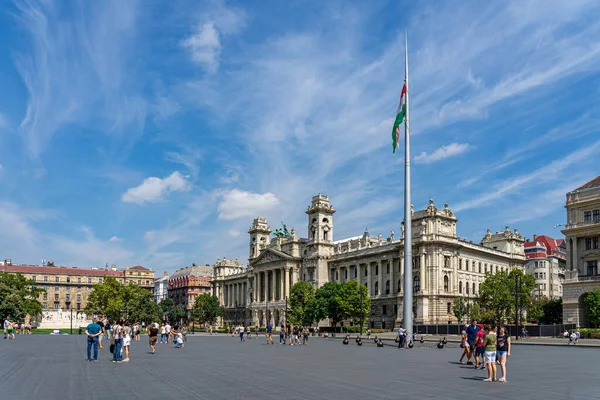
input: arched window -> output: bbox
[472,282,476,294]
[444,275,449,292]
[413,276,420,292]
[322,218,329,223]
[459,281,462,294]
[466,283,470,295]
[375,281,379,295]
[385,280,390,295]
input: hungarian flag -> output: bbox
[392,81,407,153]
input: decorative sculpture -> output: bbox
[273,222,291,238]
[390,230,395,241]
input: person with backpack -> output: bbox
[112,319,124,363]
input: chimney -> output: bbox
[533,234,537,242]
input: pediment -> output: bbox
[251,248,292,266]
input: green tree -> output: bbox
[0,272,44,321]
[192,293,224,325]
[584,289,600,327]
[159,298,175,321]
[527,297,546,323]
[470,303,483,322]
[453,296,468,324]
[314,282,344,331]
[288,282,316,326]
[478,269,535,323]
[85,278,160,323]
[338,280,370,327]
[540,298,563,325]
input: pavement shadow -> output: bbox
[461,376,486,381]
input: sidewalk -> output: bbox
[339,332,600,348]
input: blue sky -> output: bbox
[0,0,599,274]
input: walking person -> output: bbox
[266,323,273,344]
[3,316,9,339]
[122,321,132,362]
[85,317,102,362]
[160,323,167,343]
[459,329,469,364]
[112,319,124,363]
[397,326,406,349]
[105,320,112,341]
[496,326,511,382]
[148,323,159,354]
[482,325,497,382]
[246,325,251,339]
[240,325,245,342]
[465,319,479,365]
[474,324,485,370]
[97,317,105,349]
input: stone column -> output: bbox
[272,270,277,301]
[284,268,290,298]
[390,259,395,295]
[572,237,579,274]
[378,261,383,297]
[258,272,263,302]
[399,257,403,294]
[280,268,285,301]
[420,253,426,294]
[357,264,361,286]
[336,266,341,283]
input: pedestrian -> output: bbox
[459,330,469,364]
[165,322,172,343]
[482,325,497,382]
[474,324,485,370]
[148,323,159,354]
[112,319,124,363]
[6,320,15,340]
[246,325,251,339]
[3,316,9,339]
[366,328,371,340]
[397,326,406,349]
[173,328,185,348]
[85,317,102,362]
[97,317,105,349]
[122,321,132,362]
[496,326,511,383]
[465,319,479,364]
[266,322,273,344]
[240,325,245,342]
[160,323,166,344]
[105,319,112,340]
[279,325,285,344]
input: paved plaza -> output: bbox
[0,334,597,399]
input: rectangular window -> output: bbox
[447,302,451,314]
[375,265,379,275]
[459,259,462,270]
[594,209,600,221]
[465,260,469,271]
[387,263,390,274]
[43,293,47,300]
[77,294,81,301]
[77,278,81,283]
[594,237,599,250]
[66,286,70,291]
[55,286,59,291]
[586,238,592,250]
[88,278,92,284]
[444,256,451,268]
[43,285,47,290]
[354,267,357,278]
[43,302,47,309]
[77,303,81,310]
[587,261,598,276]
[66,294,70,301]
[394,304,398,315]
[365,268,368,277]
[54,302,59,310]
[584,211,592,222]
[54,294,59,300]
[138,280,141,285]
[55,277,59,282]
[32,276,36,281]
[382,305,387,315]
[99,279,102,284]
[479,262,482,273]
[44,276,48,282]
[66,277,70,283]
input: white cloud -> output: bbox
[216,189,280,220]
[228,229,241,237]
[109,236,122,242]
[414,143,473,164]
[122,171,190,204]
[181,23,221,73]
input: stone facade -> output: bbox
[154,272,169,303]
[561,176,600,326]
[168,265,213,315]
[524,235,566,299]
[213,195,526,328]
[0,262,154,321]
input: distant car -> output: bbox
[49,329,69,335]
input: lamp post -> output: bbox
[65,301,72,334]
[359,287,364,338]
[514,274,521,341]
[234,301,238,327]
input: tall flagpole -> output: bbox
[402,31,413,345]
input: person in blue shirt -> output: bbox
[85,317,102,362]
[465,319,479,365]
[266,323,273,344]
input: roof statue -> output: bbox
[273,222,291,238]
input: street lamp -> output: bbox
[359,287,364,338]
[65,301,72,334]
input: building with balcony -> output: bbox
[0,261,155,314]
[212,195,526,328]
[524,235,566,299]
[168,265,213,316]
[154,272,169,303]
[562,176,600,326]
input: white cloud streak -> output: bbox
[216,189,280,220]
[414,143,473,164]
[122,171,190,204]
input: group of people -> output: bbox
[232,323,311,345]
[459,319,511,383]
[564,329,581,345]
[85,317,186,362]
[3,317,32,339]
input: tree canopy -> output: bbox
[191,293,224,325]
[158,298,187,324]
[0,272,44,322]
[85,277,161,323]
[584,289,600,327]
[478,269,535,323]
[288,281,316,326]
[453,296,467,324]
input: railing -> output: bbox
[565,219,600,229]
[578,274,600,282]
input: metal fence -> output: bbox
[412,324,576,337]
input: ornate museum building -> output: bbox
[212,194,526,328]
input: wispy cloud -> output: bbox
[122,171,190,204]
[414,143,473,164]
[215,189,280,220]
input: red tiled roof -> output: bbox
[575,176,600,191]
[129,265,149,271]
[524,235,566,259]
[0,265,125,277]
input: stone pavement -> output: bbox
[0,334,598,399]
